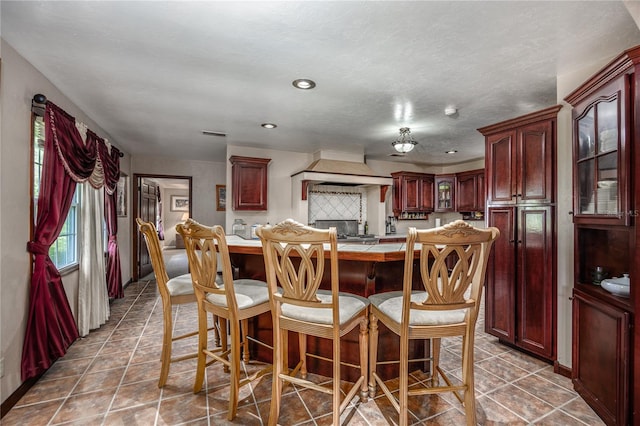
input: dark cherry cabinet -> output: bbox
[455,169,484,212]
[229,156,271,211]
[391,171,434,217]
[485,205,555,359]
[480,106,560,206]
[564,45,639,425]
[434,174,455,212]
[480,106,560,362]
[572,288,630,426]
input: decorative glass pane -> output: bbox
[597,98,618,153]
[577,107,595,160]
[596,152,618,215]
[577,160,594,214]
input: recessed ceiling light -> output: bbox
[446,150,458,154]
[261,123,277,129]
[292,79,316,90]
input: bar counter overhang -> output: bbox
[226,235,428,381]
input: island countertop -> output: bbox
[225,234,408,262]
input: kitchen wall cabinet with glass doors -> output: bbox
[564,45,639,426]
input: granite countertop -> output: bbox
[226,234,407,262]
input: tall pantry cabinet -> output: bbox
[478,105,561,362]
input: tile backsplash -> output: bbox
[308,184,367,224]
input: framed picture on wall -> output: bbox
[216,185,226,211]
[116,173,127,217]
[171,195,190,212]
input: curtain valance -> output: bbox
[46,102,121,192]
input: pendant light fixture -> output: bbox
[392,127,418,153]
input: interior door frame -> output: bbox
[132,173,192,281]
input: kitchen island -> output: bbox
[225,235,427,381]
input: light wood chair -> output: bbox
[257,218,369,426]
[136,218,214,388]
[176,219,272,420]
[368,220,499,426]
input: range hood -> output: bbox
[291,158,393,187]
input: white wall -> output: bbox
[0,40,131,403]
[554,57,617,369]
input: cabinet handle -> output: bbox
[568,296,574,301]
[568,211,574,215]
[509,239,515,243]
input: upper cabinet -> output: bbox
[566,72,631,226]
[434,174,455,212]
[455,169,484,212]
[229,156,271,211]
[479,105,561,206]
[391,171,434,218]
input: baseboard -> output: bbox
[0,374,42,419]
[554,361,572,379]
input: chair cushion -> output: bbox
[281,290,369,325]
[205,279,269,310]
[166,274,194,296]
[368,291,466,326]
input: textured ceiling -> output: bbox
[3,1,640,166]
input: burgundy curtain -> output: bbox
[22,102,121,380]
[99,139,123,299]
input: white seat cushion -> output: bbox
[369,291,466,326]
[166,273,194,296]
[205,279,269,310]
[282,289,369,325]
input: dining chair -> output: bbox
[257,218,369,426]
[176,219,272,420]
[136,218,213,388]
[368,220,499,426]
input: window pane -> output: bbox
[33,114,79,269]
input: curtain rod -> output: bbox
[32,94,125,158]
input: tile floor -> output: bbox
[2,279,605,425]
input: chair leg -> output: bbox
[359,314,369,401]
[432,337,441,386]
[227,318,242,420]
[462,332,477,426]
[299,332,307,379]
[193,306,208,393]
[333,329,341,426]
[158,299,174,388]
[399,332,410,426]
[241,318,250,362]
[220,318,230,373]
[368,312,379,398]
[269,321,283,426]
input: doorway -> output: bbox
[132,173,192,281]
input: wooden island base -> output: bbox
[228,243,429,382]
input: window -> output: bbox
[32,114,80,269]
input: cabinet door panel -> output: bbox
[516,206,555,358]
[519,121,554,204]
[573,289,629,426]
[419,175,434,211]
[485,207,516,343]
[230,156,270,211]
[456,173,477,211]
[487,131,516,204]
[403,176,420,211]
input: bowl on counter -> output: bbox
[600,274,630,298]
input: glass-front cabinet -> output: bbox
[434,174,455,212]
[572,77,629,225]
